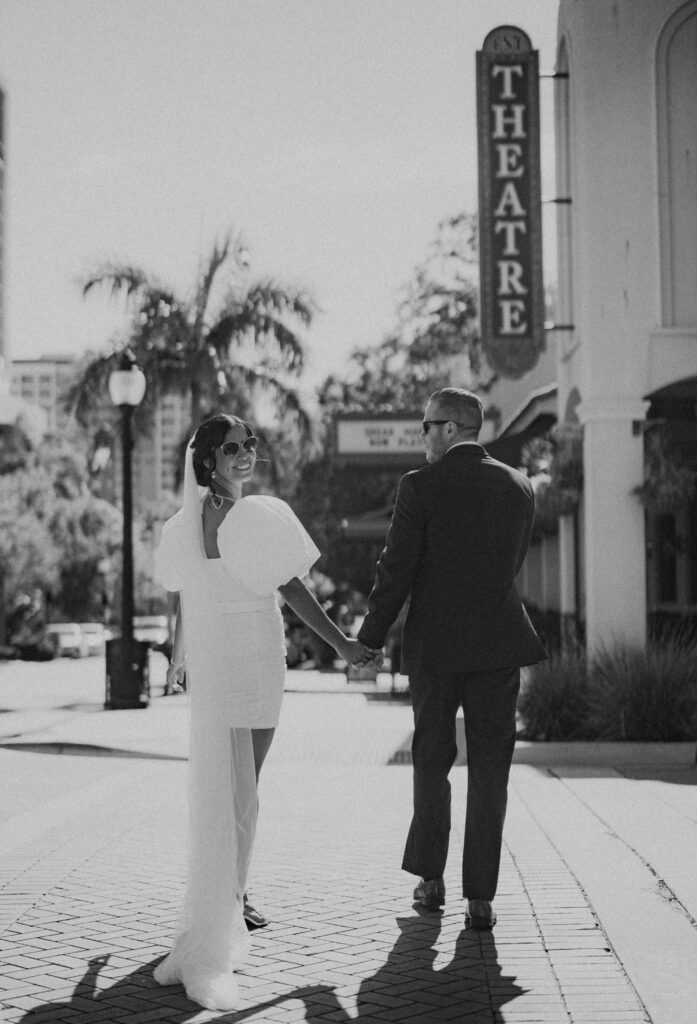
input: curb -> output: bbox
[389,722,697,767]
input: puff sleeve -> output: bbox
[217,495,320,596]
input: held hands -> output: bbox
[342,638,383,669]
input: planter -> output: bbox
[512,739,696,767]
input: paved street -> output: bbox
[0,657,696,1023]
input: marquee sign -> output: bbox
[477,25,545,379]
[336,416,424,458]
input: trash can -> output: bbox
[105,637,150,709]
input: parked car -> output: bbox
[46,623,89,658]
[133,615,169,647]
[79,622,107,656]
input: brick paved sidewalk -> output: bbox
[0,691,696,1023]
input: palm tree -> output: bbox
[65,231,316,450]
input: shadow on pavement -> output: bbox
[19,920,526,1024]
[17,954,333,1024]
[327,916,527,1023]
[543,765,697,783]
[0,740,186,760]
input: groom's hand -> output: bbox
[343,638,381,667]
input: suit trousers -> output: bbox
[402,666,520,901]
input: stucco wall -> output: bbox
[555,0,697,649]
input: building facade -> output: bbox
[10,357,76,436]
[555,0,697,652]
[487,0,697,652]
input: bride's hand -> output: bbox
[166,660,186,693]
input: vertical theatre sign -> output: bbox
[477,26,545,378]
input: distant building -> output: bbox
[9,354,190,503]
[9,356,75,436]
[127,391,191,503]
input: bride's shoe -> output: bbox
[243,893,269,929]
[185,972,240,1011]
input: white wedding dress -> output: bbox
[152,445,319,1011]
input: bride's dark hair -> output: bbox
[190,414,255,486]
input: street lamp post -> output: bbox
[105,350,149,710]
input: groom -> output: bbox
[358,387,546,928]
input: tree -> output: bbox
[65,231,317,462]
[0,421,36,475]
[299,212,495,593]
[47,492,122,621]
[0,426,128,635]
[317,212,494,417]
[0,469,59,642]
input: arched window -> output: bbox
[656,1,697,327]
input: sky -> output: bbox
[0,0,559,394]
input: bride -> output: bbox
[153,414,374,1011]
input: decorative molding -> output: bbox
[578,397,650,424]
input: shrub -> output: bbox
[517,638,697,742]
[518,649,590,740]
[648,611,697,646]
[586,640,697,741]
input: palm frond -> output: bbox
[62,351,118,427]
[209,312,305,373]
[82,263,166,303]
[63,344,163,437]
[237,366,312,440]
[245,279,316,327]
[193,230,248,333]
[205,314,245,356]
[246,314,307,372]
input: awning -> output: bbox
[487,383,558,467]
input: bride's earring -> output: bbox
[209,469,224,509]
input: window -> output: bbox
[656,2,697,326]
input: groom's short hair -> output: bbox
[429,387,483,436]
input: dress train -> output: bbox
[154,726,256,1011]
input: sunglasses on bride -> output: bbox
[218,436,259,458]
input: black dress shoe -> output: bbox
[413,877,445,910]
[243,895,269,930]
[465,899,496,930]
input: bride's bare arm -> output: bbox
[278,577,378,666]
[166,602,186,690]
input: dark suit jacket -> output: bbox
[357,444,547,677]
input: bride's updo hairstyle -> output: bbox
[190,414,255,487]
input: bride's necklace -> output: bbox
[208,490,236,511]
